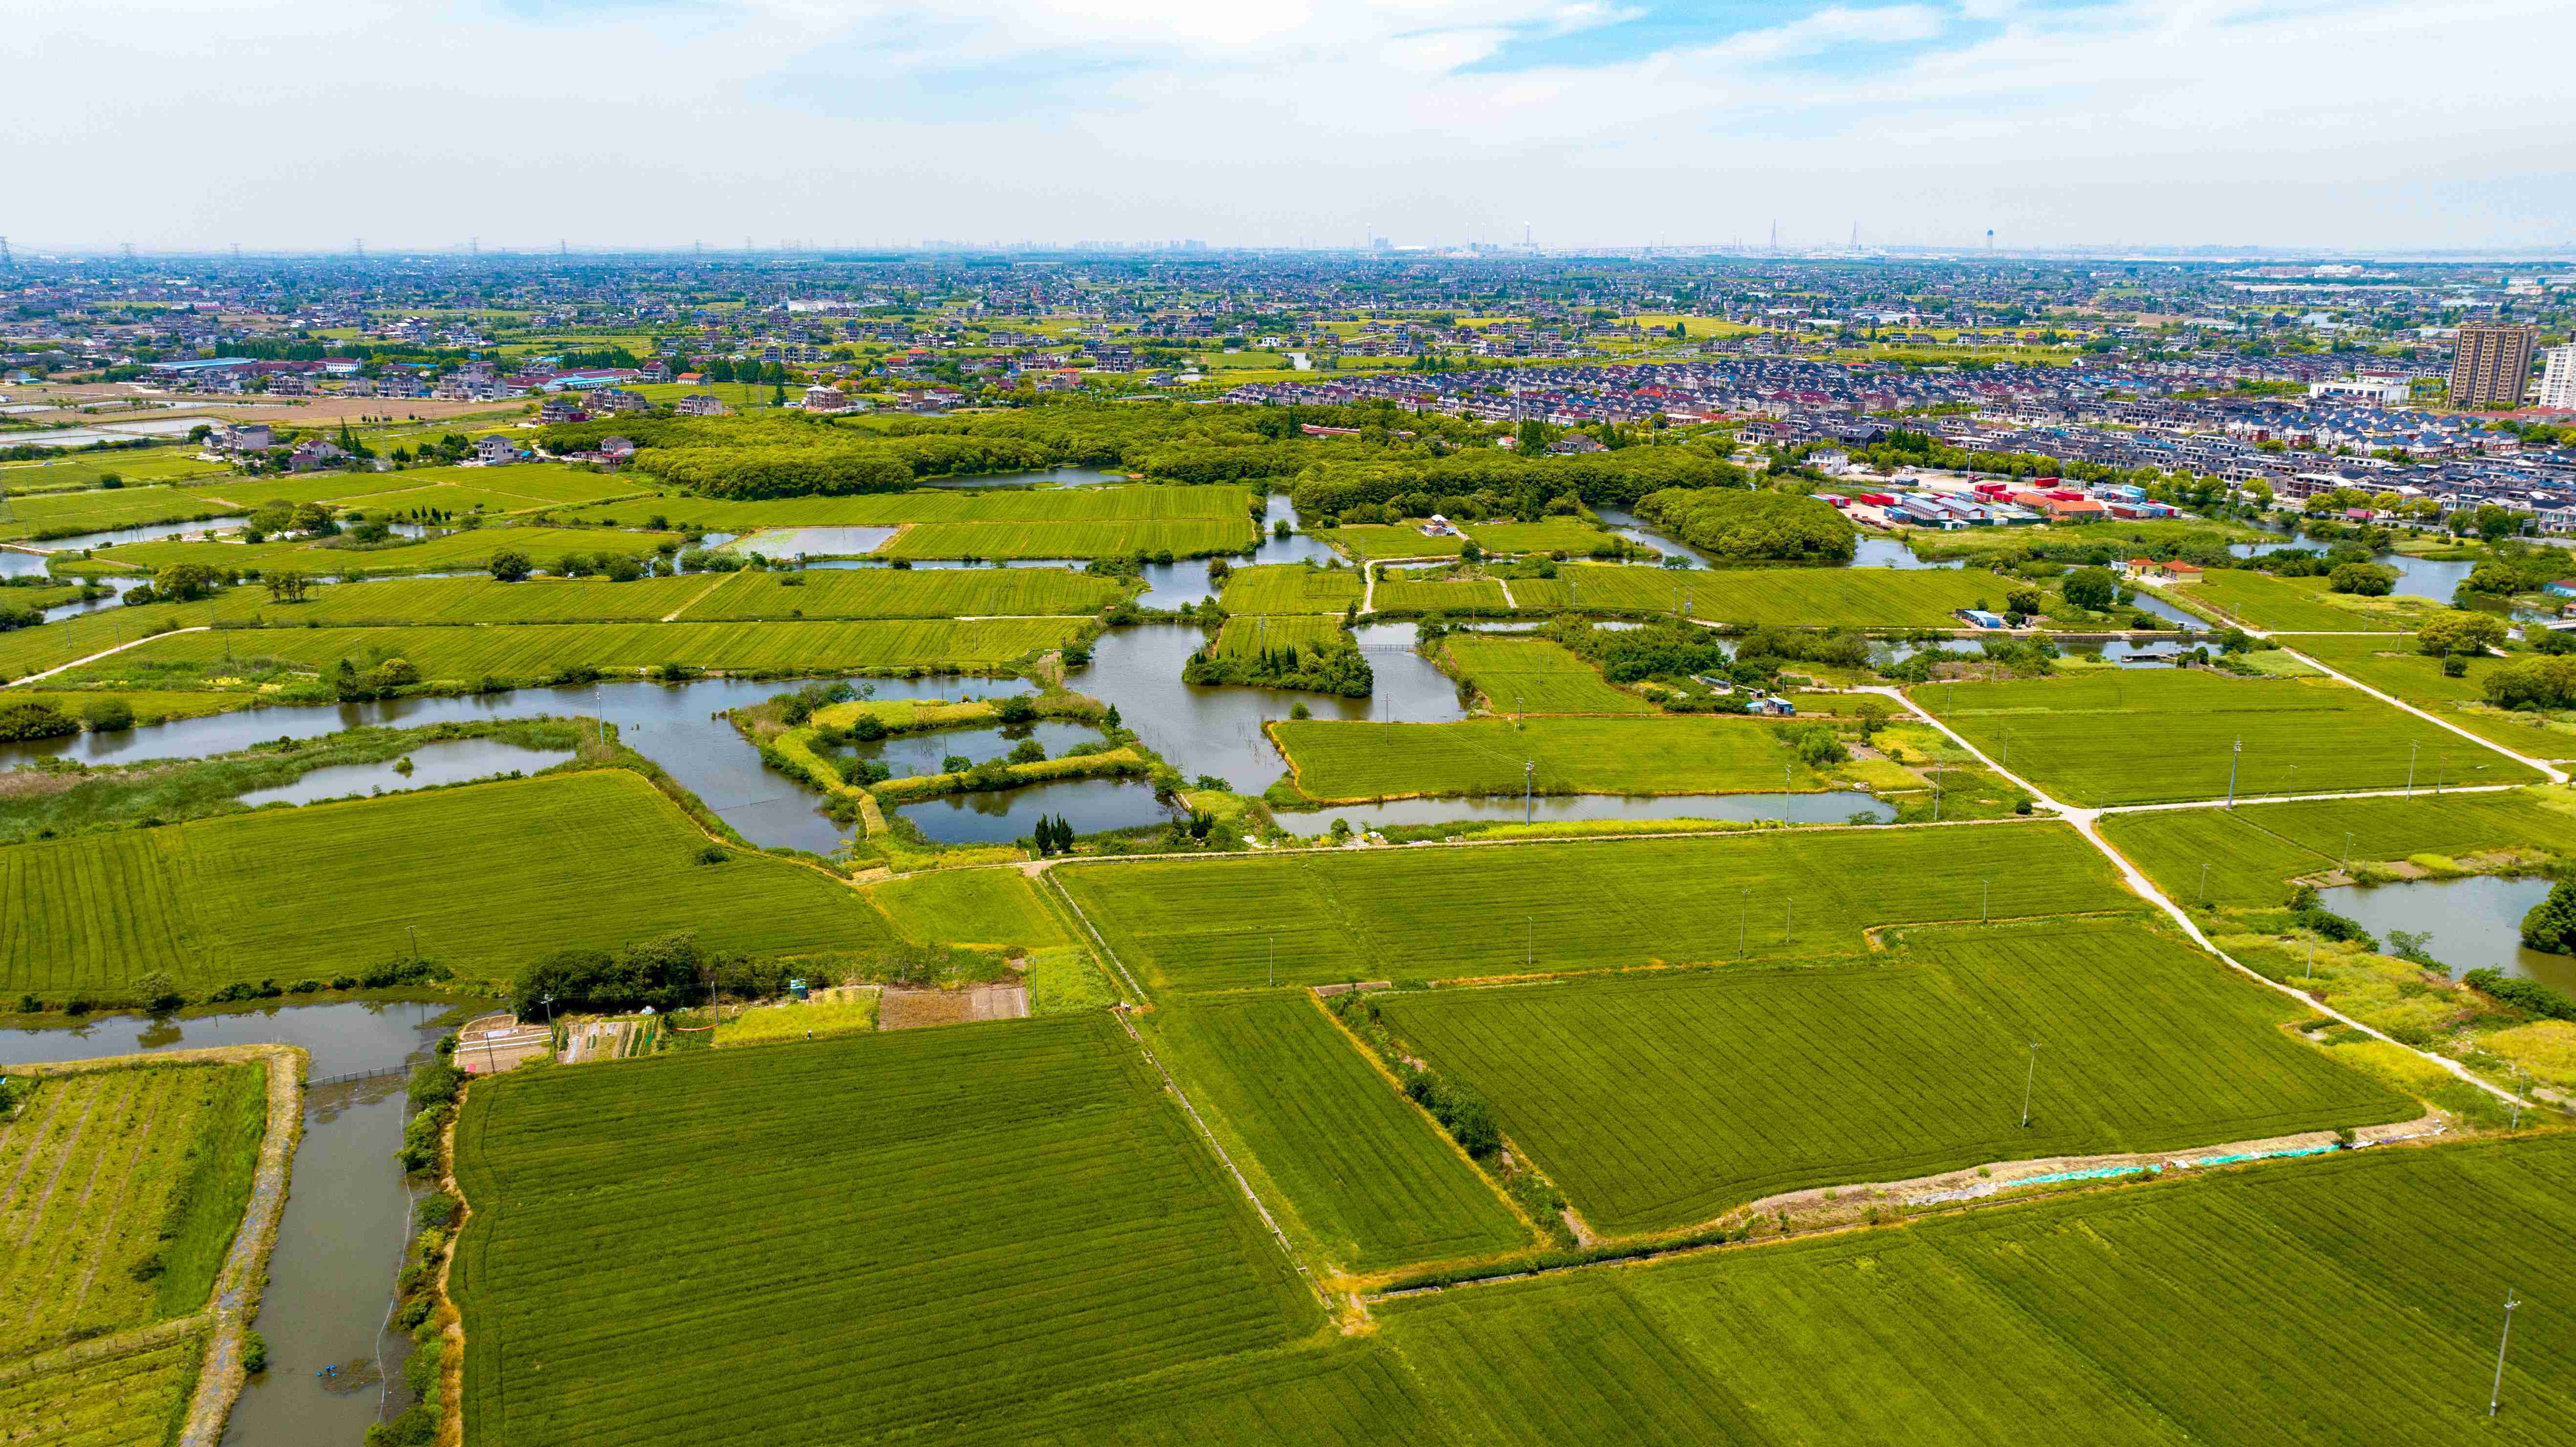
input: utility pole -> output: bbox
[1524,759,1534,824]
[1267,934,1274,988]
[1784,896,1792,944]
[2199,862,2211,903]
[2226,736,2242,808]
[2342,831,2354,873]
[1526,917,1533,970]
[2490,1288,2521,1417]
[407,924,418,958]
[2019,1041,2039,1128]
[2406,741,2418,796]
[1981,878,1989,923]
[1739,889,1749,958]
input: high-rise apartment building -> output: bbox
[2449,322,2537,408]
[2539,344,2576,413]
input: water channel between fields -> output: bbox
[0,1000,460,1446]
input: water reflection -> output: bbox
[1275,791,1893,834]
[2325,874,2576,993]
[897,776,1170,842]
[236,738,576,808]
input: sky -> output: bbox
[9,0,2574,254]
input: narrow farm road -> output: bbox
[660,574,730,622]
[4,625,213,687]
[1863,685,2528,1110]
[2275,643,2570,785]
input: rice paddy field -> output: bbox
[877,517,1253,559]
[2100,788,2576,907]
[1143,996,1530,1273]
[0,448,227,489]
[1511,563,1998,626]
[0,483,237,543]
[1443,635,1652,714]
[1370,571,1510,613]
[1271,717,1824,801]
[864,867,1074,950]
[557,483,1249,531]
[0,600,222,681]
[2291,634,2576,761]
[0,770,888,997]
[714,996,880,1045]
[0,1331,207,1447]
[1328,525,1464,561]
[2168,570,2429,633]
[1055,821,2133,992]
[1219,563,1365,614]
[0,1061,268,1353]
[450,1012,1320,1447]
[1458,519,1621,555]
[1914,667,2544,805]
[93,525,688,578]
[1214,614,1348,657]
[1372,1135,2576,1445]
[61,616,1085,690]
[1376,921,2409,1232]
[195,464,644,517]
[195,565,1122,628]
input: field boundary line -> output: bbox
[1877,683,2530,1111]
[4,625,213,687]
[2277,643,2569,786]
[661,573,732,622]
[1042,870,1149,1003]
[1107,1006,1324,1305]
[2096,782,2524,816]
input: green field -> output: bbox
[64,617,1084,691]
[2291,634,2576,762]
[1374,1135,2576,1445]
[0,1331,207,1447]
[0,770,887,997]
[1214,614,1347,657]
[1144,996,1530,1273]
[196,463,643,516]
[1371,571,1510,613]
[94,525,687,579]
[1272,717,1822,801]
[1329,525,1464,561]
[878,518,1252,560]
[0,448,227,489]
[1377,921,2407,1232]
[556,484,1250,532]
[1459,519,1620,555]
[1219,563,1364,615]
[0,484,237,544]
[2169,570,2428,633]
[195,566,1122,628]
[451,1013,1318,1447]
[1444,636,1651,715]
[2100,788,2576,906]
[1511,563,1997,626]
[865,867,1073,950]
[1056,822,2133,992]
[1916,668,2545,805]
[0,1062,266,1355]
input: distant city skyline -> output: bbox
[12,0,2575,253]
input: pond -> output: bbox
[0,673,1033,855]
[37,573,150,620]
[236,737,577,807]
[828,720,1106,779]
[726,526,900,559]
[896,775,1172,843]
[2124,591,2208,632]
[2324,874,2576,994]
[1,999,459,1446]
[1067,623,1467,794]
[919,466,1130,489]
[45,515,246,551]
[2225,540,2473,603]
[0,547,57,578]
[1273,790,1894,835]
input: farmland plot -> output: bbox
[0,1332,206,1447]
[2101,788,2576,906]
[1458,519,1620,555]
[0,484,237,544]
[0,770,887,997]
[1144,996,1529,1272]
[877,518,1253,559]
[2290,633,2576,762]
[63,617,1084,690]
[865,867,1073,950]
[1512,563,1996,627]
[1215,614,1348,657]
[1055,821,2133,993]
[0,1062,266,1356]
[450,1012,1318,1447]
[1916,668,2542,805]
[1219,563,1365,615]
[1369,571,1507,612]
[1326,525,1463,562]
[1377,1140,2576,1445]
[1376,921,2409,1232]
[555,484,1253,531]
[97,525,688,579]
[1443,635,1651,715]
[681,565,1125,620]
[1271,717,1822,801]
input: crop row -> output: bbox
[1270,717,1825,802]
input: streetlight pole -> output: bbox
[2490,1288,2522,1417]
[2019,1041,2039,1129]
[1524,760,1534,824]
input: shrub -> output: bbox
[79,696,135,732]
[242,1331,269,1375]
[2519,878,2576,955]
[2464,966,2576,1021]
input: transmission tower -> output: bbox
[0,236,11,269]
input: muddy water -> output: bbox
[2325,874,2576,994]
[0,1000,456,1446]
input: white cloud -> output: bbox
[4,0,2572,250]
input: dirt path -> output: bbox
[3,625,213,688]
[660,573,732,622]
[176,1044,305,1447]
